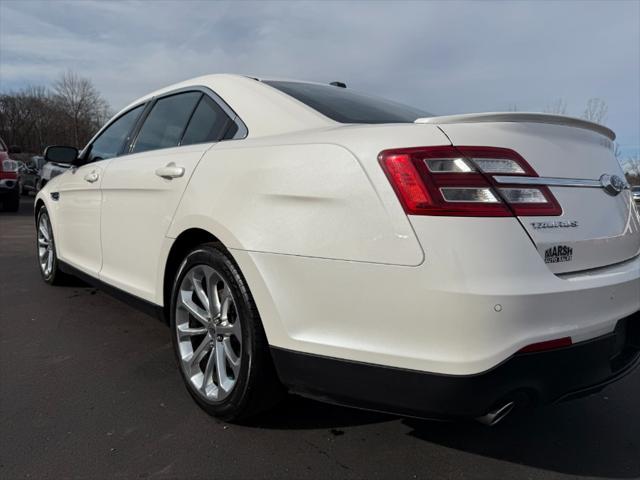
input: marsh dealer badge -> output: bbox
[544,245,573,264]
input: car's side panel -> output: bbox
[99,144,212,302]
[167,142,425,267]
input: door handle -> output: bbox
[84,171,99,183]
[155,162,185,180]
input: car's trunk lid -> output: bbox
[421,114,639,274]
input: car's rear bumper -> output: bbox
[271,311,640,418]
[235,242,640,376]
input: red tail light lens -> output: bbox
[381,153,432,212]
[379,146,561,217]
[0,160,19,180]
[518,337,572,353]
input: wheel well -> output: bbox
[34,199,45,224]
[162,228,220,322]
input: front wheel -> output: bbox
[170,244,283,421]
[36,207,68,284]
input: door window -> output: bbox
[131,92,201,154]
[181,95,233,145]
[88,105,144,162]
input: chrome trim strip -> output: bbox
[492,176,603,188]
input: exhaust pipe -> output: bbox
[476,401,515,426]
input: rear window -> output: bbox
[264,81,431,124]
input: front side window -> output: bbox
[131,92,202,154]
[264,81,432,124]
[88,105,144,162]
[181,96,233,146]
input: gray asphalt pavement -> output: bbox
[1,197,639,480]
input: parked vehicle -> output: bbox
[0,137,20,211]
[34,75,640,424]
[18,156,45,195]
[38,158,71,191]
[632,185,640,206]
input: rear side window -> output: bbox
[89,105,144,162]
[264,81,432,124]
[181,96,232,146]
[132,92,201,153]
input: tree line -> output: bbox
[0,71,110,155]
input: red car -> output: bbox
[0,137,20,212]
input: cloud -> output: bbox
[0,0,638,151]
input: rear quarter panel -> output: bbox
[168,140,424,265]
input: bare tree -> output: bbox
[582,98,608,125]
[0,72,111,154]
[544,98,567,115]
[613,143,622,161]
[52,71,110,147]
[622,153,640,186]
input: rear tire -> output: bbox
[170,243,283,421]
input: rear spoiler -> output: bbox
[415,112,616,141]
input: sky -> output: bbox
[1,0,639,158]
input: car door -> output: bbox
[54,105,145,276]
[99,90,239,302]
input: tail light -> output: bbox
[518,336,572,353]
[379,146,561,217]
[0,160,19,180]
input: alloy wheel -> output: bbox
[37,213,54,277]
[175,264,243,402]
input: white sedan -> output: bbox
[35,74,640,425]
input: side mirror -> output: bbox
[44,145,78,164]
